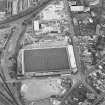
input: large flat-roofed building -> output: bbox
[20,45,77,75]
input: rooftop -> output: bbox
[0,0,7,12]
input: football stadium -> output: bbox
[20,45,76,75]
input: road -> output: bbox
[0,23,27,105]
[60,0,83,105]
[1,23,26,81]
[0,0,53,26]
[60,0,103,105]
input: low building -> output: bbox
[0,0,7,19]
[18,0,38,12]
[70,6,84,12]
[18,0,23,12]
[33,20,61,34]
[88,0,100,6]
[0,12,6,21]
[12,0,18,15]
[68,0,77,6]
[7,0,19,15]
[0,0,7,12]
[33,20,40,31]
[85,0,102,7]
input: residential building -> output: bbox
[18,0,38,12]
[34,20,40,31]
[0,0,7,19]
[18,0,23,12]
[0,0,7,12]
[7,0,19,15]
[68,0,77,6]
[12,0,18,15]
[70,6,84,12]
[22,0,29,10]
[88,0,100,6]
